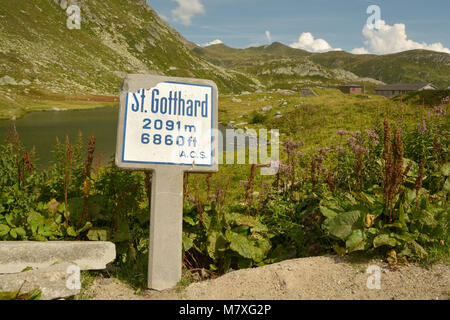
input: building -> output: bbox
[300,88,317,97]
[339,84,364,94]
[375,83,437,98]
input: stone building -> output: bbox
[338,84,364,94]
[375,83,436,98]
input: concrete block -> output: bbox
[0,241,116,274]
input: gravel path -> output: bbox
[85,255,449,300]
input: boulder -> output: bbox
[0,76,17,86]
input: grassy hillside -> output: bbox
[197,43,381,90]
[0,0,260,119]
[309,50,450,88]
[218,89,433,151]
[199,43,450,89]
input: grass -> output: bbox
[0,89,118,120]
[219,89,429,152]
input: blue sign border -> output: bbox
[121,81,214,167]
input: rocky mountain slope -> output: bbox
[0,0,260,104]
[197,42,450,89]
[194,43,383,89]
[1,0,448,116]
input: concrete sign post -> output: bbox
[115,75,218,290]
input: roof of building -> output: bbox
[339,84,363,88]
[375,83,436,91]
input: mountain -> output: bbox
[196,42,383,90]
[0,0,261,113]
[198,42,450,89]
[309,50,450,88]
[1,0,448,118]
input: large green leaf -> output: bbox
[225,230,270,262]
[183,216,196,226]
[440,162,450,176]
[0,224,10,237]
[87,228,108,241]
[346,229,366,252]
[227,213,259,227]
[66,226,77,237]
[319,206,338,219]
[443,178,450,192]
[323,210,362,240]
[373,234,399,248]
[182,234,194,251]
[207,231,228,260]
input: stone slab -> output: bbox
[0,263,80,300]
[0,241,115,274]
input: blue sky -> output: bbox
[147,0,450,54]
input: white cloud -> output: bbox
[351,47,369,55]
[265,30,272,43]
[171,0,205,26]
[203,39,223,47]
[290,32,341,53]
[353,20,450,54]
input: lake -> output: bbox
[0,107,253,168]
[0,106,119,168]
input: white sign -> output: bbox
[115,75,218,290]
[120,81,214,167]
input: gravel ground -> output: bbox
[84,255,449,300]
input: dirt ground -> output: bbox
[84,255,449,300]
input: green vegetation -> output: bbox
[0,90,448,289]
[0,288,41,300]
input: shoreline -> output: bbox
[0,103,119,121]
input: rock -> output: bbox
[0,76,17,86]
[261,105,272,112]
[19,79,31,86]
[231,98,242,103]
[0,241,116,274]
[0,263,80,300]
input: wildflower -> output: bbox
[335,146,345,154]
[417,120,427,135]
[365,129,380,146]
[239,180,248,186]
[318,147,331,156]
[337,129,348,136]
